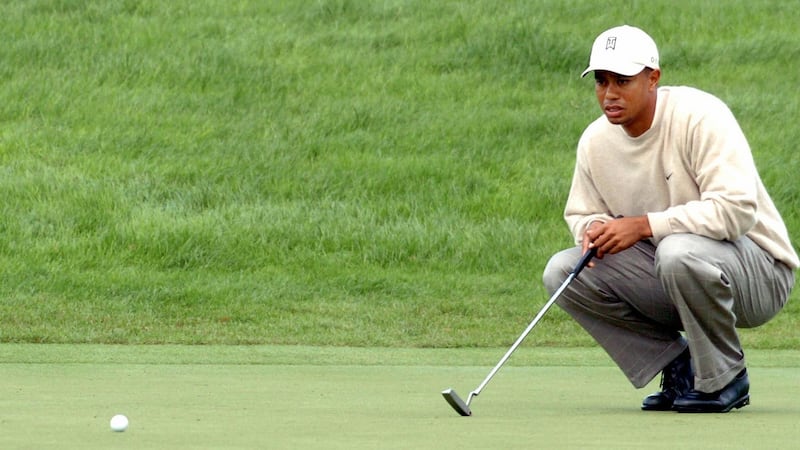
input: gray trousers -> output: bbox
[542,234,794,393]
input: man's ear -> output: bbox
[649,69,661,90]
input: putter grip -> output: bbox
[571,247,597,276]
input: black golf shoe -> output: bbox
[672,369,750,413]
[641,348,693,411]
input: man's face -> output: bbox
[594,69,660,137]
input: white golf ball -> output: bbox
[110,414,129,432]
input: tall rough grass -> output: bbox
[0,0,797,347]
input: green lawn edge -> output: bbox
[2,344,799,368]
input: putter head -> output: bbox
[441,388,472,416]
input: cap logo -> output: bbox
[605,37,617,50]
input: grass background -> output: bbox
[0,0,798,347]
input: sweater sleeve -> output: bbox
[646,98,758,243]
[564,133,615,244]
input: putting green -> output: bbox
[0,345,798,449]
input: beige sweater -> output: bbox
[566,86,799,269]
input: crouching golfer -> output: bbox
[543,25,797,413]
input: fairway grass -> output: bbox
[1,345,799,449]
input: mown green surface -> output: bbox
[1,345,798,449]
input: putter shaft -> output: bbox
[442,248,596,416]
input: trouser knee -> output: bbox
[543,247,580,295]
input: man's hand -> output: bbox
[582,216,653,262]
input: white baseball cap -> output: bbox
[581,25,660,78]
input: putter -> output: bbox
[442,247,597,416]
